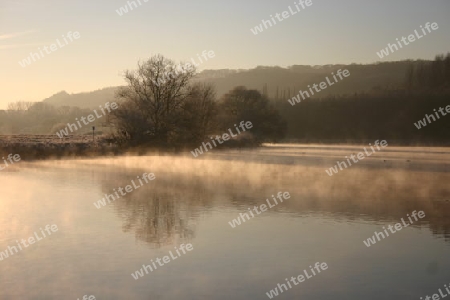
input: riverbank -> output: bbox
[0,134,119,159]
[2,134,449,161]
[0,134,261,160]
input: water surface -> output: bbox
[1,144,449,299]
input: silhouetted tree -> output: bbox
[111,55,216,146]
[217,86,287,142]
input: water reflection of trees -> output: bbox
[100,162,450,245]
[271,166,450,241]
[119,194,195,247]
[100,172,215,247]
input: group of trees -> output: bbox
[406,53,450,89]
[274,92,449,144]
[110,55,286,147]
[273,53,450,144]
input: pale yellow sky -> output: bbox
[1,0,449,109]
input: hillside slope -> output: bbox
[40,60,417,108]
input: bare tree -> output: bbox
[112,55,216,146]
[174,82,217,143]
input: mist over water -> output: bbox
[0,145,449,299]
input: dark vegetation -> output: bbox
[275,91,450,144]
[273,53,450,145]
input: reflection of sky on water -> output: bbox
[0,146,449,299]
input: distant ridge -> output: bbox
[42,87,118,109]
[40,60,424,109]
[196,60,418,100]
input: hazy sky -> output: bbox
[1,0,449,108]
